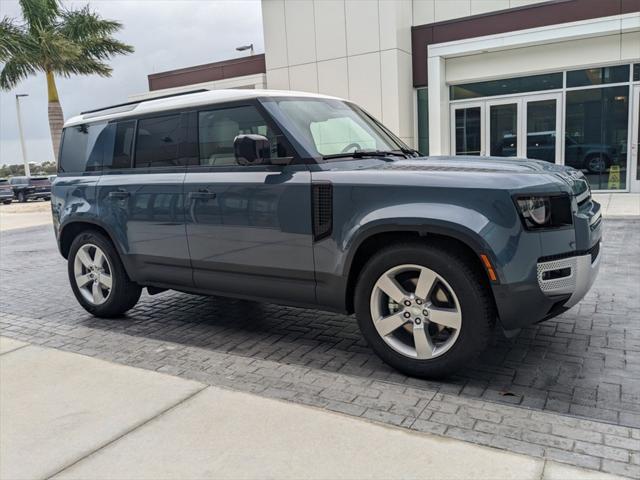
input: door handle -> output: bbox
[188,189,216,200]
[108,189,130,199]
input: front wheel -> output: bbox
[354,243,495,378]
[68,231,142,318]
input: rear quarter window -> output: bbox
[59,122,111,173]
[59,120,136,173]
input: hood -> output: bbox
[367,156,590,197]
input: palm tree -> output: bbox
[0,0,133,162]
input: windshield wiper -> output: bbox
[400,147,421,157]
[322,149,409,160]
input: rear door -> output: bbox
[184,102,315,305]
[96,113,194,287]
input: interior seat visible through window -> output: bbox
[198,105,291,166]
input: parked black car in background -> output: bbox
[9,176,52,202]
[0,179,13,204]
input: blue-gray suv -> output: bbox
[52,90,602,377]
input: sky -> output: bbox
[0,0,264,164]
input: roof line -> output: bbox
[80,88,209,115]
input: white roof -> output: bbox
[64,89,344,127]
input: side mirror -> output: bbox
[234,134,270,166]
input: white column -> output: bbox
[427,55,449,155]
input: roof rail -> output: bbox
[80,88,209,115]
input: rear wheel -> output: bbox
[68,231,141,317]
[354,242,495,378]
[2,200,10,205]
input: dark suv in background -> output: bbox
[0,179,13,204]
[10,176,52,202]
[52,90,602,378]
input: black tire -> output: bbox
[2,200,11,205]
[354,242,495,379]
[68,230,142,318]
[585,154,610,174]
[17,191,26,203]
[43,196,50,202]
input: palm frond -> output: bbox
[54,57,112,78]
[79,37,134,61]
[34,25,82,66]
[18,0,60,31]
[59,6,124,41]
[0,17,29,61]
[0,56,38,90]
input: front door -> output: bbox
[184,103,316,305]
[451,102,484,156]
[486,99,519,158]
[631,85,640,192]
[451,93,562,163]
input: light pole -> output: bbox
[15,94,30,177]
[235,43,254,56]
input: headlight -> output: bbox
[515,195,572,230]
[517,197,550,226]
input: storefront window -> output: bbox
[567,65,629,88]
[417,88,429,155]
[634,64,640,82]
[450,73,562,100]
[565,86,629,190]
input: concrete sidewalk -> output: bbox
[592,193,640,218]
[0,337,628,480]
[0,202,52,231]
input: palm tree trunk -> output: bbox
[46,70,64,164]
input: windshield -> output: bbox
[261,97,406,159]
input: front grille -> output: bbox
[538,240,600,264]
[312,183,332,241]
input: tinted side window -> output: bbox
[106,120,135,170]
[59,122,110,173]
[135,114,190,168]
[198,106,291,166]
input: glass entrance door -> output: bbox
[451,93,561,162]
[523,93,562,163]
[486,100,519,157]
[452,103,484,155]
[632,85,640,192]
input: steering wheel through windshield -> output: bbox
[341,142,362,153]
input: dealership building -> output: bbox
[132,0,640,193]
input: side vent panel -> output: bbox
[312,183,333,241]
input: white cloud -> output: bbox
[0,0,264,164]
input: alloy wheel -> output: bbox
[369,264,462,359]
[74,243,113,305]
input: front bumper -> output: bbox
[537,241,601,309]
[493,196,602,332]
